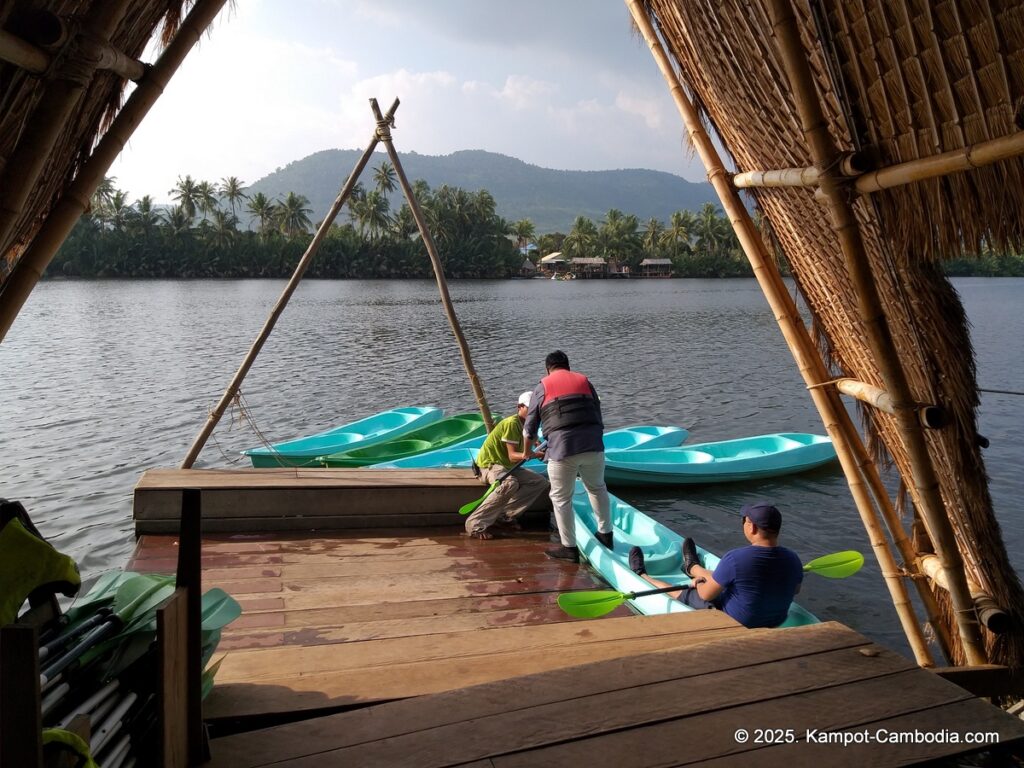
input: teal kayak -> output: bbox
[369,425,689,470]
[572,481,818,626]
[318,413,488,467]
[603,432,837,486]
[242,406,443,468]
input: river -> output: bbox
[2,276,1021,657]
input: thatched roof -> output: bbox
[641,0,1024,668]
[0,0,223,338]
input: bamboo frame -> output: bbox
[0,26,145,81]
[369,98,495,432]
[179,99,401,468]
[733,130,1024,192]
[832,379,945,429]
[918,555,1009,635]
[0,29,50,72]
[0,0,134,258]
[625,0,936,666]
[766,0,986,665]
[856,130,1024,194]
[0,0,230,344]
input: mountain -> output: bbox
[247,149,717,233]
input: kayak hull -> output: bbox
[319,413,488,467]
[243,406,443,468]
[603,433,837,486]
[370,425,689,471]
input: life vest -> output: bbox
[540,369,602,433]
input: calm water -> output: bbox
[2,277,1021,657]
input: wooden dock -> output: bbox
[127,470,1024,766]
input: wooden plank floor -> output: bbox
[128,527,748,722]
[206,621,1024,768]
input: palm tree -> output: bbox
[360,189,391,242]
[246,192,277,237]
[276,192,312,237]
[510,219,536,251]
[170,175,200,220]
[206,209,239,250]
[372,161,397,195]
[696,202,728,256]
[196,180,219,218]
[660,210,695,260]
[219,176,248,216]
[642,217,664,255]
[563,216,597,258]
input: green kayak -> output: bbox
[318,413,487,467]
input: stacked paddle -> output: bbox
[38,570,240,767]
[557,550,864,618]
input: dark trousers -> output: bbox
[680,586,718,611]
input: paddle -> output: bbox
[557,549,865,618]
[40,574,176,688]
[458,442,545,516]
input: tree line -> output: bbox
[50,165,1022,279]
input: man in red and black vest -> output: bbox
[523,350,612,563]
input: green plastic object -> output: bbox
[319,413,487,467]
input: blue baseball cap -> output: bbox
[741,502,782,532]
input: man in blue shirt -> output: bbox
[629,502,803,628]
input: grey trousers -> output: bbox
[465,464,550,535]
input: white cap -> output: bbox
[518,391,533,408]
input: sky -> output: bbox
[109,0,707,202]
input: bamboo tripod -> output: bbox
[181,99,493,468]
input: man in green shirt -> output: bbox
[465,391,550,540]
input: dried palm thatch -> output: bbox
[0,0,226,339]
[640,0,1024,668]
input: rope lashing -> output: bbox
[375,112,395,142]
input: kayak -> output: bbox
[572,481,818,626]
[369,425,689,470]
[318,413,488,467]
[242,406,443,468]
[603,432,837,486]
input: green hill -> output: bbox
[248,149,717,233]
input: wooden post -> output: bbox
[766,0,987,666]
[0,0,230,344]
[0,624,43,767]
[157,590,188,768]
[177,488,204,763]
[369,98,495,432]
[625,0,936,666]
[179,100,400,467]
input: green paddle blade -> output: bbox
[459,482,497,516]
[804,550,864,578]
[556,590,628,618]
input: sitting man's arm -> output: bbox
[688,562,724,601]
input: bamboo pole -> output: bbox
[179,99,401,468]
[733,155,862,189]
[0,0,134,258]
[766,0,986,665]
[833,379,946,428]
[918,555,1009,634]
[857,130,1024,194]
[0,29,49,72]
[625,0,935,666]
[369,98,495,432]
[0,0,230,344]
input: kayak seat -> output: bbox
[643,547,683,576]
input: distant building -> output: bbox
[570,257,608,278]
[539,251,569,276]
[519,258,538,278]
[639,258,673,278]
